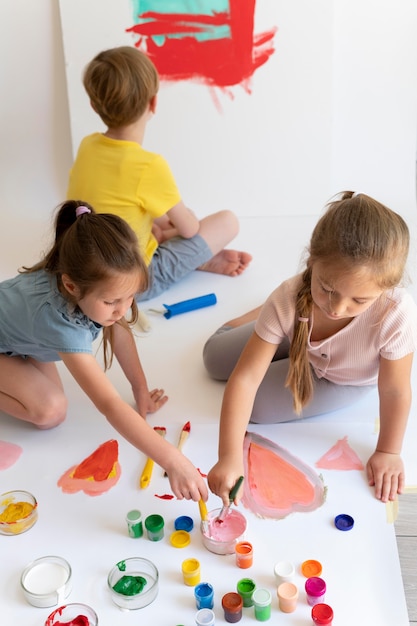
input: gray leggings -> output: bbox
[203,322,375,424]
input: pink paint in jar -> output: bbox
[312,603,334,625]
[305,577,326,606]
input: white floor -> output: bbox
[1,214,417,625]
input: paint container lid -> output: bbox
[170,530,191,548]
[126,509,142,523]
[175,515,194,532]
[334,513,354,531]
[252,587,272,607]
[301,559,323,577]
[312,602,334,624]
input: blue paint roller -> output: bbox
[162,293,217,318]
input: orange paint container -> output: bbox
[235,541,253,568]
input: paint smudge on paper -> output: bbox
[155,493,174,500]
[242,431,325,519]
[315,436,364,471]
[127,0,277,93]
[0,440,23,469]
[58,439,121,496]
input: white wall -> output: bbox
[1,0,416,270]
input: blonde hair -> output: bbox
[83,46,159,128]
[286,191,410,413]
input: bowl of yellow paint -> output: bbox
[0,490,38,535]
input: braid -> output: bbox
[285,268,314,414]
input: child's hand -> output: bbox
[208,461,245,507]
[165,456,208,501]
[366,450,405,502]
[133,387,168,418]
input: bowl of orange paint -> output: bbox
[0,490,38,535]
[201,508,247,555]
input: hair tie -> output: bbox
[76,206,91,218]
[298,317,309,323]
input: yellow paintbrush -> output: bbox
[140,426,166,489]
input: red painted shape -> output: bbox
[73,439,118,481]
[155,493,174,499]
[126,0,276,90]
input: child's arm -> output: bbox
[165,201,200,239]
[60,351,207,501]
[367,353,413,502]
[207,332,278,506]
[112,322,167,417]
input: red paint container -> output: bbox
[312,602,334,624]
[222,592,243,623]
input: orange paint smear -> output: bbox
[315,436,364,470]
[57,439,121,496]
[242,432,325,519]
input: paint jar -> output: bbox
[201,508,247,555]
[195,608,215,626]
[20,556,72,608]
[194,582,214,609]
[252,588,272,621]
[222,591,243,622]
[107,557,159,610]
[45,603,98,626]
[235,541,253,568]
[144,514,164,541]
[277,582,299,613]
[301,560,323,578]
[311,603,334,625]
[126,509,143,538]
[305,577,326,606]
[0,490,38,535]
[175,515,194,532]
[182,558,201,586]
[236,577,256,607]
[273,560,295,584]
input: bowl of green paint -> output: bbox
[107,557,159,610]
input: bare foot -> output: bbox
[198,250,252,276]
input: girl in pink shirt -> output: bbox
[204,191,417,504]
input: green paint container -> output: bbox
[252,588,271,621]
[144,514,164,541]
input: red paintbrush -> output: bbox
[164,421,190,476]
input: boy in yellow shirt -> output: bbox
[67,46,252,301]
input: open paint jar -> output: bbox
[45,603,98,626]
[0,490,38,535]
[201,508,247,555]
[20,556,72,608]
[107,557,159,610]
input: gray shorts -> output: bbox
[136,234,212,302]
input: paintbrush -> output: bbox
[140,426,166,488]
[198,498,209,534]
[215,475,244,524]
[164,421,190,476]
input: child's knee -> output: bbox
[34,396,68,429]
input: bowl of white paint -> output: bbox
[20,555,72,608]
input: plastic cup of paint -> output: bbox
[277,582,299,613]
[235,541,253,568]
[273,560,295,584]
[194,582,214,609]
[312,602,334,625]
[182,558,201,586]
[20,556,72,608]
[222,591,243,623]
[107,557,159,610]
[126,509,143,538]
[236,577,256,607]
[252,587,272,621]
[305,577,326,606]
[195,608,215,626]
[0,490,38,535]
[144,514,164,541]
[45,603,98,626]
[201,508,247,555]
[175,515,194,532]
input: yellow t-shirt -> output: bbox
[67,133,181,264]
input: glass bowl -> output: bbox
[107,557,159,610]
[201,508,247,555]
[0,490,38,535]
[21,556,72,608]
[45,603,98,626]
